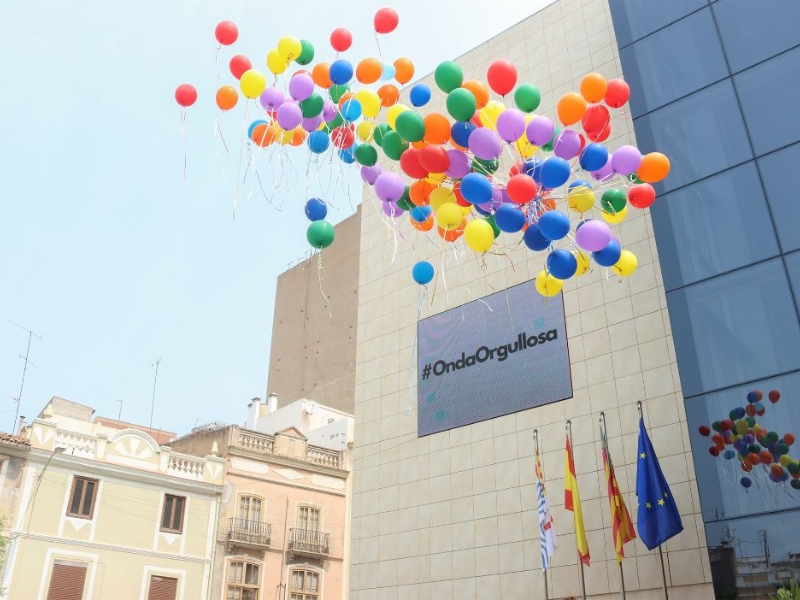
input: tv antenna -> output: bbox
[9,322,43,433]
[149,358,161,430]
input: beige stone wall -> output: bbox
[349,0,714,598]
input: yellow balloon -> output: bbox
[430,186,456,211]
[355,89,381,119]
[240,69,267,99]
[426,172,447,185]
[568,185,595,214]
[515,136,537,159]
[479,100,505,131]
[464,219,494,253]
[386,104,409,130]
[612,250,638,277]
[266,49,287,75]
[280,128,293,145]
[779,455,792,467]
[357,120,375,142]
[277,35,302,61]
[535,270,563,297]
[436,202,463,231]
[575,251,590,276]
[602,205,628,224]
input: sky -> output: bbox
[0,0,553,437]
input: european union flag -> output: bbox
[636,417,683,550]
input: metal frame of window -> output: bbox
[66,476,98,519]
[160,494,186,533]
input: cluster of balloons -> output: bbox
[698,389,800,490]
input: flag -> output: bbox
[564,436,590,566]
[636,417,683,550]
[535,450,557,570]
[602,441,636,563]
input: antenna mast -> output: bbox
[149,358,161,430]
[10,322,43,433]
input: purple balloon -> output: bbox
[526,115,555,146]
[381,201,401,219]
[590,153,615,182]
[553,129,581,159]
[277,102,302,130]
[289,73,315,102]
[576,219,612,252]
[611,145,643,175]
[361,165,382,185]
[302,115,323,132]
[322,99,337,123]
[374,172,405,203]
[260,87,285,111]
[469,128,502,160]
[496,108,526,143]
[445,150,471,179]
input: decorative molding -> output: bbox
[309,475,346,491]
[274,468,305,481]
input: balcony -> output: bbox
[231,428,345,470]
[288,528,330,559]
[227,518,271,549]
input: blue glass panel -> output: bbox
[621,8,728,117]
[651,163,778,290]
[735,47,800,156]
[667,259,800,397]
[758,142,800,253]
[786,251,800,311]
[609,0,707,49]
[713,0,800,73]
[633,80,752,193]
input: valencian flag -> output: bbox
[564,436,590,566]
[535,449,557,570]
[602,438,636,562]
[636,417,683,550]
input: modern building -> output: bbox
[169,396,353,600]
[1,397,225,600]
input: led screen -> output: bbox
[417,281,572,436]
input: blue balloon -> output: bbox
[329,59,354,85]
[410,84,432,107]
[569,179,592,191]
[451,121,476,148]
[547,249,578,279]
[494,204,526,233]
[592,239,622,267]
[341,99,362,122]
[723,449,736,460]
[524,158,543,183]
[740,477,752,488]
[304,198,327,221]
[537,210,570,240]
[248,119,268,138]
[580,143,609,172]
[339,144,356,164]
[746,391,759,403]
[412,261,435,285]
[381,62,396,81]
[540,157,571,189]
[460,173,493,204]
[307,130,330,154]
[523,223,550,251]
[410,205,432,223]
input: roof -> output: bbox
[94,417,176,445]
[0,432,31,447]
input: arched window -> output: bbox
[238,494,263,522]
[297,504,320,532]
[289,568,320,600]
[227,560,260,600]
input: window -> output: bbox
[297,505,320,532]
[227,561,260,600]
[67,477,97,519]
[759,143,800,253]
[46,560,87,600]
[147,575,178,600]
[160,494,185,533]
[608,0,706,49]
[238,495,262,522]
[290,569,319,600]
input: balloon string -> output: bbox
[406,287,426,415]
[232,101,251,220]
[374,31,383,59]
[181,107,187,187]
[215,45,222,82]
[317,252,332,319]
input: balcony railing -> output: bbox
[288,528,330,557]
[227,517,271,548]
[232,429,343,470]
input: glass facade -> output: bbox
[609,1,800,597]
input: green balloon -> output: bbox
[788,461,800,474]
[329,84,349,103]
[447,88,477,122]
[484,215,501,239]
[307,221,335,249]
[748,443,761,454]
[324,112,344,132]
[472,157,499,175]
[397,190,414,212]
[746,416,756,427]
[374,123,391,148]
[395,111,426,143]
[381,131,408,161]
[297,40,315,66]
[627,173,644,184]
[300,93,324,118]
[514,84,541,113]
[355,144,378,167]
[542,127,560,152]
[791,479,800,490]
[601,189,627,213]
[435,61,464,93]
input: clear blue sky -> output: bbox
[1,0,551,436]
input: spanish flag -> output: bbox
[564,436,590,566]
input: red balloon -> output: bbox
[487,59,517,96]
[215,21,238,46]
[506,174,538,204]
[454,187,470,208]
[709,447,720,457]
[698,425,711,437]
[331,125,355,149]
[745,403,756,416]
[581,104,610,134]
[784,433,795,445]
[604,78,630,108]
[330,28,353,52]
[627,184,656,209]
[229,55,252,80]
[769,390,780,403]
[400,148,429,179]
[587,123,611,142]
[419,145,450,173]
[174,84,197,107]
[508,161,525,177]
[374,7,399,34]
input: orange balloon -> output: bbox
[580,73,608,104]
[462,79,490,109]
[557,92,587,125]
[411,214,434,232]
[312,63,332,89]
[378,84,400,107]
[438,221,466,242]
[290,129,307,147]
[251,123,278,147]
[338,91,355,109]
[216,85,238,111]
[393,57,414,85]
[637,152,671,183]
[356,58,382,84]
[424,113,451,145]
[411,140,428,150]
[409,180,434,206]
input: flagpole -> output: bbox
[566,419,587,600]
[533,429,549,600]
[638,401,670,600]
[599,412,627,600]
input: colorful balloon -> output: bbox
[215,21,238,46]
[374,7,399,34]
[175,84,197,107]
[487,59,517,96]
[330,28,353,52]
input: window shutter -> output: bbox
[147,575,178,600]
[46,562,87,600]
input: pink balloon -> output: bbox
[445,150,471,179]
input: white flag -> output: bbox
[537,480,557,571]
